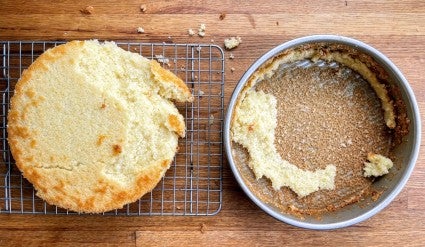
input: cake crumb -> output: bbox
[230,67,235,72]
[199,90,205,97]
[229,53,235,59]
[371,190,383,201]
[154,55,170,66]
[219,13,226,20]
[136,27,145,33]
[363,153,393,177]
[196,46,202,52]
[140,4,147,12]
[208,114,215,125]
[80,6,94,15]
[200,223,207,234]
[224,36,242,50]
[188,28,195,36]
[198,24,206,37]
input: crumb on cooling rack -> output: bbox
[154,55,170,66]
[196,46,202,52]
[136,27,145,33]
[80,5,94,15]
[208,114,215,125]
[199,90,205,97]
[224,36,242,50]
[198,24,206,37]
[140,4,147,12]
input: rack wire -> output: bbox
[0,41,224,215]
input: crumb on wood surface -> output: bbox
[224,36,242,50]
[219,13,226,20]
[188,28,195,36]
[200,223,207,233]
[80,6,94,15]
[140,4,147,12]
[198,23,206,37]
[136,27,145,33]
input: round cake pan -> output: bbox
[224,35,421,230]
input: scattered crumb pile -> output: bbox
[188,24,206,37]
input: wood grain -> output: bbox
[1,0,424,246]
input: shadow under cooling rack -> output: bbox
[0,41,224,216]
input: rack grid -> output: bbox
[0,41,224,216]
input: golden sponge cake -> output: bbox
[7,40,193,213]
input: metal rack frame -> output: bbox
[0,41,224,216]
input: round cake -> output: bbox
[7,40,193,213]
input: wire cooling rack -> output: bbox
[0,41,224,215]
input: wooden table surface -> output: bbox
[1,0,424,246]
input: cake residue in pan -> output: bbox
[230,43,408,216]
